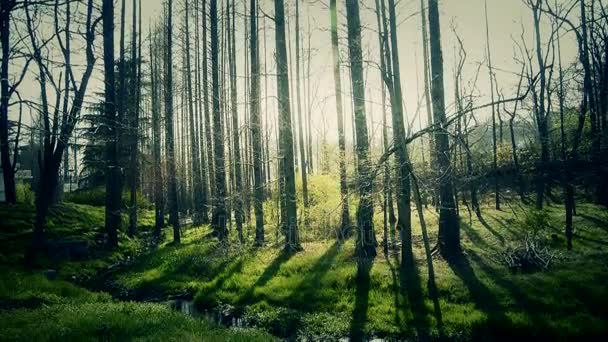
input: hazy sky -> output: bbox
[14,0,579,147]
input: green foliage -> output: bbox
[15,182,35,206]
[521,208,552,238]
[64,187,152,210]
[113,197,608,340]
[0,301,274,341]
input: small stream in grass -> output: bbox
[167,299,245,329]
[166,298,387,342]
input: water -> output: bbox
[168,299,387,341]
[167,299,244,328]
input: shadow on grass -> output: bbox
[400,248,431,340]
[239,249,294,304]
[477,215,506,243]
[579,214,608,231]
[349,258,373,342]
[461,221,496,252]
[447,254,509,330]
[384,254,403,329]
[291,242,341,311]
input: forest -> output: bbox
[1,0,607,340]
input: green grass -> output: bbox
[0,302,273,341]
[111,177,608,340]
[0,200,274,341]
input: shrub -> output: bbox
[15,182,35,206]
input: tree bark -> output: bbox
[249,0,265,245]
[345,0,376,258]
[329,0,351,237]
[428,0,460,258]
[274,0,300,252]
[166,0,181,243]
[210,0,228,241]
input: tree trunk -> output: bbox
[0,3,17,204]
[210,0,228,242]
[386,0,413,265]
[274,0,300,252]
[249,0,265,245]
[185,0,205,226]
[103,0,120,249]
[150,28,164,238]
[428,0,460,258]
[484,0,500,210]
[345,0,376,258]
[329,0,351,237]
[166,0,181,243]
[228,0,243,242]
[128,0,140,237]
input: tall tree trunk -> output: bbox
[386,0,413,265]
[428,0,460,258]
[295,0,309,210]
[150,28,164,238]
[0,2,17,204]
[531,1,549,210]
[250,0,265,245]
[329,0,351,237]
[484,0,500,210]
[166,0,181,243]
[274,0,300,252]
[306,17,314,174]
[210,0,228,241]
[345,0,376,258]
[202,0,214,202]
[185,0,205,225]
[128,0,140,237]
[195,0,210,222]
[103,0,120,249]
[555,26,574,250]
[228,0,243,242]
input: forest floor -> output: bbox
[0,202,273,341]
[1,177,608,340]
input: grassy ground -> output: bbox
[2,178,607,340]
[0,199,275,341]
[112,178,608,340]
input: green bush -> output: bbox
[64,187,106,206]
[65,187,152,210]
[15,182,35,206]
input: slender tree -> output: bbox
[329,0,351,237]
[295,0,309,209]
[345,0,376,258]
[386,0,414,265]
[250,0,265,245]
[210,0,228,241]
[428,0,460,258]
[228,0,243,242]
[103,0,120,249]
[166,0,181,243]
[484,0,500,210]
[274,0,300,252]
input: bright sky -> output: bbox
[12,0,579,147]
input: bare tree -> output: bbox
[345,0,376,258]
[428,0,460,258]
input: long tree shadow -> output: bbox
[291,242,341,311]
[477,215,506,243]
[239,249,294,304]
[400,248,431,340]
[349,258,373,342]
[579,214,608,231]
[447,254,509,333]
[384,253,404,329]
